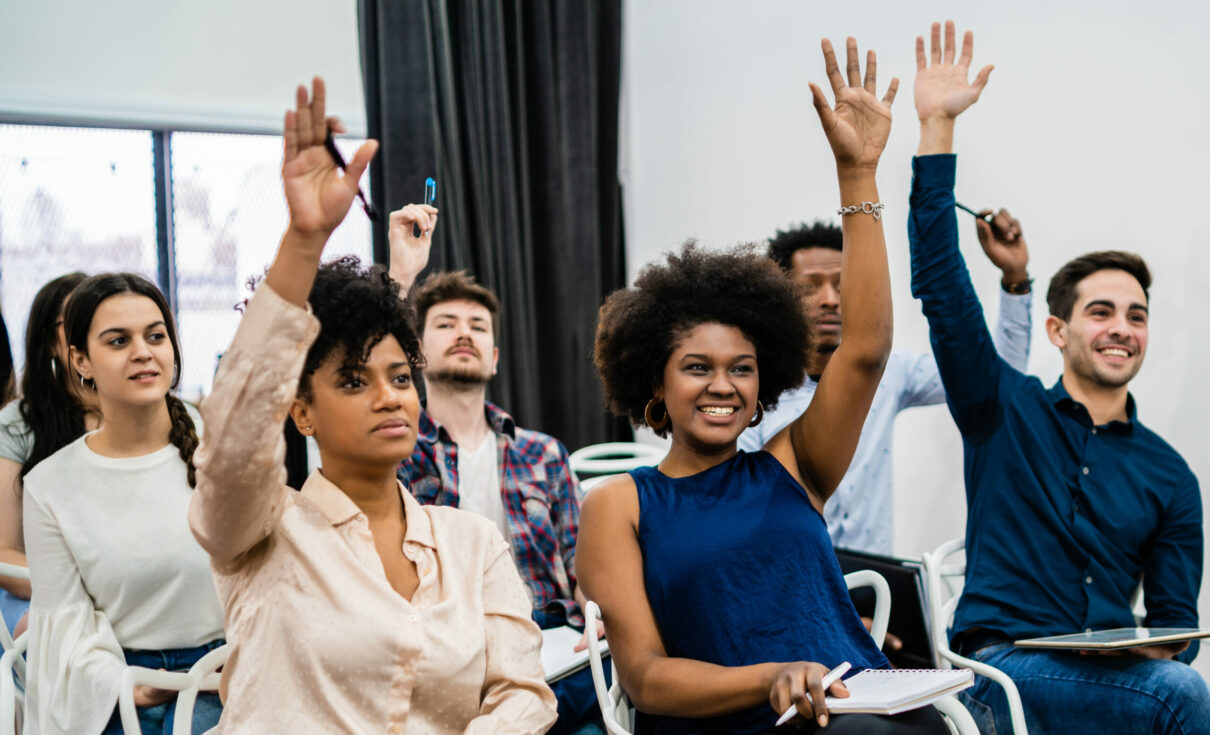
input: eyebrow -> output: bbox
[681,353,757,362]
[1084,300,1149,314]
[97,321,165,338]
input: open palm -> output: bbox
[914,21,993,122]
[810,38,898,170]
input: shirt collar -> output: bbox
[299,470,437,549]
[419,401,517,444]
[1047,378,1136,434]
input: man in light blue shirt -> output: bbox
[739,219,1032,554]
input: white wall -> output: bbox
[0,0,365,134]
[622,0,1210,676]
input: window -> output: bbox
[0,123,372,400]
[0,124,158,369]
[170,132,371,399]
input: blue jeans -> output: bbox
[101,639,225,735]
[0,589,28,637]
[959,642,1210,735]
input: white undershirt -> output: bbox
[456,432,510,544]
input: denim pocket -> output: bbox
[958,690,998,735]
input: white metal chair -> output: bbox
[585,570,976,734]
[118,643,229,735]
[922,537,1028,735]
[569,443,664,478]
[0,632,27,735]
[0,562,30,735]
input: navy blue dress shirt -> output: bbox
[908,154,1203,664]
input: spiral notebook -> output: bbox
[825,668,974,715]
[540,626,609,682]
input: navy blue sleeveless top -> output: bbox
[632,450,888,735]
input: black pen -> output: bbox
[323,131,378,220]
[955,201,991,222]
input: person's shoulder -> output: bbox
[580,473,638,524]
[0,400,25,429]
[511,424,568,462]
[23,434,90,499]
[1129,420,1197,485]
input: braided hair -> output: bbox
[63,273,198,486]
[164,394,199,487]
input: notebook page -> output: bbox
[826,669,973,714]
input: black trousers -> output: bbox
[759,705,950,734]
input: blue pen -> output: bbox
[425,177,437,206]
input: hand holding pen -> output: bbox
[771,660,851,728]
[956,202,1030,288]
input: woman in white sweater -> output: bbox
[22,273,224,734]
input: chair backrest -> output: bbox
[118,643,229,735]
[569,443,664,478]
[921,537,1029,735]
[584,601,633,735]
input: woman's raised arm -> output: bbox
[767,38,896,503]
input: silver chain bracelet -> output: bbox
[836,201,885,220]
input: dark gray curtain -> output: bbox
[358,0,628,450]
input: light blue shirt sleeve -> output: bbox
[899,288,1033,409]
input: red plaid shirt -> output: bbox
[399,403,582,626]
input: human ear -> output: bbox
[1044,315,1067,350]
[491,346,500,376]
[69,345,92,380]
[289,398,316,436]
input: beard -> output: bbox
[426,363,492,387]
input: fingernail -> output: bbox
[819,714,828,727]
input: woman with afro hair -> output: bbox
[187,78,556,733]
[578,38,949,735]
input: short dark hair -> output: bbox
[594,241,809,436]
[296,257,424,401]
[412,270,501,339]
[1046,250,1152,321]
[768,220,843,271]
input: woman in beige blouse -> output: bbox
[188,77,557,734]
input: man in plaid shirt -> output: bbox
[399,271,582,627]
[396,266,599,735]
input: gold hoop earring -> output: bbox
[643,398,669,431]
[748,401,764,427]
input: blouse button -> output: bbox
[409,614,418,622]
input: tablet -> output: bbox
[1015,627,1210,650]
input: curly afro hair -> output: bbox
[768,220,843,272]
[594,241,809,436]
[292,256,424,400]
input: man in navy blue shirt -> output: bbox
[909,21,1207,735]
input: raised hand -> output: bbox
[914,21,993,123]
[975,208,1029,283]
[387,203,439,294]
[809,38,898,171]
[281,77,378,238]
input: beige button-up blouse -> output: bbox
[189,284,556,734]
